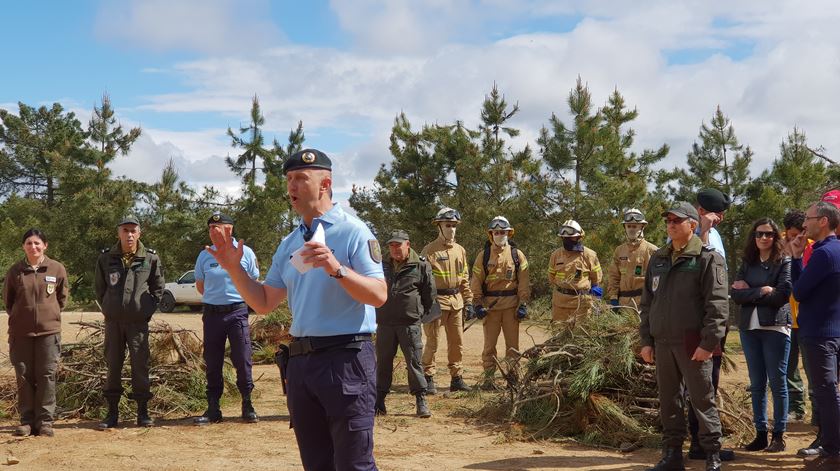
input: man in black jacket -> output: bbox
[375,230,435,418]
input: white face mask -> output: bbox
[493,234,508,246]
[625,227,642,240]
[440,225,456,241]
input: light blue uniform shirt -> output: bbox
[264,204,385,337]
[195,241,260,305]
[705,227,726,261]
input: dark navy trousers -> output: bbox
[287,340,377,471]
[801,336,840,455]
[202,305,253,399]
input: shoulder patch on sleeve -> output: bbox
[716,265,724,285]
[368,240,382,264]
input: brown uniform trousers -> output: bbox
[420,237,473,377]
[548,247,601,321]
[470,243,530,371]
[606,239,658,310]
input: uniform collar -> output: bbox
[21,255,51,273]
[436,234,454,248]
[111,240,146,258]
[815,234,838,248]
[668,235,702,257]
[299,203,343,235]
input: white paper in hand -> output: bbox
[290,222,326,273]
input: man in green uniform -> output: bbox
[639,202,729,471]
[94,217,165,430]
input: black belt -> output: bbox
[485,289,517,297]
[437,288,459,295]
[556,287,583,296]
[203,302,247,314]
[289,334,372,357]
[618,289,643,297]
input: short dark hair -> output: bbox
[22,228,47,245]
[783,210,805,231]
[742,218,784,265]
[814,202,840,230]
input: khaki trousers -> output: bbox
[422,308,464,377]
[481,307,519,371]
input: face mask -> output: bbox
[493,234,508,246]
[562,238,582,251]
[625,227,642,240]
[440,225,456,241]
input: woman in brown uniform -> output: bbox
[3,229,68,437]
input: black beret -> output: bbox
[283,148,332,174]
[662,201,700,222]
[697,188,731,212]
[118,216,140,227]
[207,212,234,226]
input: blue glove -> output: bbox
[516,303,527,320]
[475,305,488,320]
[610,299,619,306]
[589,285,603,298]
[464,304,476,321]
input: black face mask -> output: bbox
[562,238,583,251]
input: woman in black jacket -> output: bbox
[731,218,792,452]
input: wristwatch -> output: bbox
[330,265,348,279]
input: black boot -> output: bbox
[646,447,685,471]
[744,429,768,451]
[241,395,258,423]
[374,391,387,416]
[136,400,154,427]
[449,376,471,392]
[688,435,704,460]
[96,397,120,431]
[705,452,722,471]
[194,397,223,425]
[425,375,436,395]
[415,393,431,418]
[765,431,785,452]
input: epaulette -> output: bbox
[419,256,426,262]
[100,248,110,253]
[701,244,715,252]
[146,248,157,254]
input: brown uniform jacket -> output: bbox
[470,242,530,310]
[3,256,68,339]
[421,236,473,310]
[607,239,658,301]
[548,246,602,293]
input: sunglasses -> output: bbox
[754,231,775,239]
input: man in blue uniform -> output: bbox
[207,148,386,471]
[193,212,260,425]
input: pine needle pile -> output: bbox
[481,303,752,449]
[250,306,293,364]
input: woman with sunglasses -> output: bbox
[731,218,792,452]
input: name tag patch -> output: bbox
[45,276,57,282]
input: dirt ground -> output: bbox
[0,312,817,470]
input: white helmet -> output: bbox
[488,215,513,232]
[623,208,647,225]
[559,219,584,238]
[433,207,461,224]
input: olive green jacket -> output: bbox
[95,241,165,323]
[376,249,436,326]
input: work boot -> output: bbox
[803,454,840,470]
[194,397,223,425]
[799,432,823,457]
[374,391,387,416]
[646,447,685,471]
[12,424,31,437]
[415,393,431,418]
[688,436,704,460]
[241,395,258,423]
[38,423,54,437]
[96,397,120,430]
[136,400,154,427]
[744,429,768,451]
[765,431,785,453]
[450,376,471,392]
[424,375,436,395]
[705,452,722,471]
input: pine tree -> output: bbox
[226,95,272,186]
[85,93,142,172]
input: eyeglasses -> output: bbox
[804,215,826,221]
[754,231,775,239]
[664,217,687,225]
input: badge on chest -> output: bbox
[109,272,120,286]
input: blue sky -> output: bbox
[2,1,839,201]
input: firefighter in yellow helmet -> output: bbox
[547,220,602,321]
[420,207,473,393]
[470,216,530,387]
[607,208,658,311]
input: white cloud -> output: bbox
[95,0,282,54]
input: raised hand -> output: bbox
[206,224,245,271]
